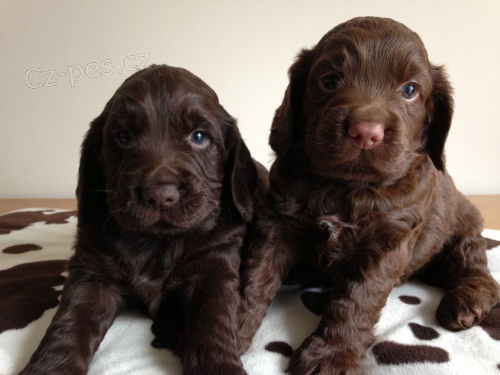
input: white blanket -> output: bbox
[1,209,499,375]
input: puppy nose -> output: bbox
[348,122,384,150]
[140,184,180,210]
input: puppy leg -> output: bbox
[19,273,122,375]
[180,251,247,375]
[288,247,402,375]
[238,230,297,354]
[435,235,500,330]
[418,196,500,330]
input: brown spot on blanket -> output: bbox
[3,244,43,254]
[372,341,449,365]
[0,210,76,235]
[265,341,294,357]
[0,260,67,333]
[409,322,440,341]
[300,291,330,315]
[399,295,422,305]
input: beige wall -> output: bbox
[1,0,499,197]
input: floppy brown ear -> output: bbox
[76,105,109,225]
[269,48,315,156]
[425,65,454,171]
[219,107,258,223]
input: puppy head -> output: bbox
[270,17,453,186]
[77,65,257,234]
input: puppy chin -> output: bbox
[306,142,416,186]
[108,197,220,236]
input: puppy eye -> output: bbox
[401,82,419,100]
[190,130,209,146]
[322,75,337,90]
[116,129,132,144]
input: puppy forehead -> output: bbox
[325,17,424,47]
[110,70,221,134]
[315,18,430,79]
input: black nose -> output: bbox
[140,184,180,210]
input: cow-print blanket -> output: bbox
[1,209,500,375]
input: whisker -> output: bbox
[102,205,127,230]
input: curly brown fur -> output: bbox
[239,17,499,375]
[19,64,267,375]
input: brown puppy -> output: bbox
[19,64,267,375]
[239,17,499,375]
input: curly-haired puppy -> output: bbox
[19,64,267,375]
[239,17,499,375]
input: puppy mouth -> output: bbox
[309,144,397,185]
[333,163,383,183]
[112,196,218,234]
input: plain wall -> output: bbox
[1,0,500,198]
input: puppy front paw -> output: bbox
[287,334,363,375]
[437,287,497,331]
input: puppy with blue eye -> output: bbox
[239,17,499,375]
[19,64,267,375]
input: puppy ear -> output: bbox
[219,107,258,222]
[76,105,109,225]
[425,65,454,171]
[269,48,315,156]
